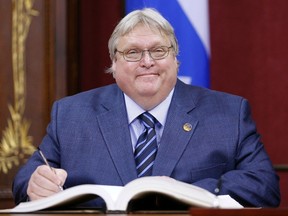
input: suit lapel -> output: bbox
[96,89,138,185]
[95,81,201,182]
[153,80,199,176]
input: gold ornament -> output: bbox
[0,0,39,174]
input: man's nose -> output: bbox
[141,50,154,63]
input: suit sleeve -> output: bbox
[192,98,280,207]
[12,101,61,205]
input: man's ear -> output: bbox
[111,60,116,78]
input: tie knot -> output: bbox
[139,112,156,128]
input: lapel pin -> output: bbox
[183,123,192,132]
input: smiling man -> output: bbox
[13,8,280,209]
[111,23,178,111]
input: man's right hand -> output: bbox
[27,165,67,201]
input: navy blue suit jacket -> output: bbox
[13,80,280,207]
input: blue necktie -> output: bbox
[134,112,158,177]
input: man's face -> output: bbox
[112,24,178,110]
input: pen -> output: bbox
[38,148,64,191]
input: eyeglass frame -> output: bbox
[115,45,173,62]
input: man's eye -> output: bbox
[126,49,140,55]
[153,48,165,53]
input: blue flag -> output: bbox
[126,0,210,87]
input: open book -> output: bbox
[0,176,243,213]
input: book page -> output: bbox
[115,176,243,210]
[115,176,216,210]
[217,195,243,208]
[0,177,242,213]
[0,184,123,213]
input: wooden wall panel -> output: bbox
[79,0,123,90]
[0,0,70,208]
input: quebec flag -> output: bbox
[126,0,210,88]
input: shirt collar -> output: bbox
[124,88,174,126]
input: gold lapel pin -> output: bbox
[183,123,192,132]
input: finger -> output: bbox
[38,165,63,187]
[27,178,56,200]
[27,165,62,200]
[54,168,68,187]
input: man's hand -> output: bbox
[27,165,67,201]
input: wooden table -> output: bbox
[0,208,288,216]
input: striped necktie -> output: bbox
[134,112,158,177]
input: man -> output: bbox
[13,8,280,208]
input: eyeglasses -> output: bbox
[115,46,173,62]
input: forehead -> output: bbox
[118,24,169,48]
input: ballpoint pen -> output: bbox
[37,148,64,191]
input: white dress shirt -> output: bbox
[124,89,174,151]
